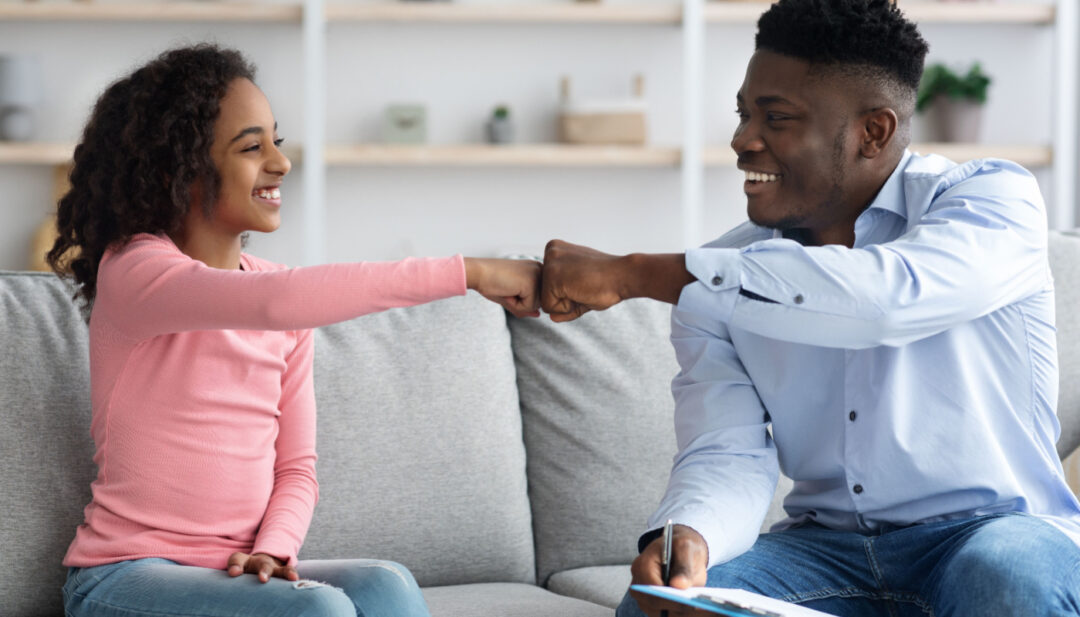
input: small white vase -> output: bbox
[922,96,984,143]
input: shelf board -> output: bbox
[0,2,1051,26]
[0,141,303,165]
[0,142,74,165]
[0,2,302,23]
[704,143,1053,169]
[325,144,681,167]
[327,4,682,25]
[704,1,1055,25]
[0,142,1050,169]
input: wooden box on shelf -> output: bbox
[558,75,647,146]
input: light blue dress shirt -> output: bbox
[652,150,1080,568]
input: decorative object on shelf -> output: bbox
[27,164,71,272]
[916,62,991,143]
[485,105,514,145]
[0,55,42,142]
[558,74,647,145]
[383,104,427,144]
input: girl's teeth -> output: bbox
[255,188,281,199]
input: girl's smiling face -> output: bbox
[206,77,291,235]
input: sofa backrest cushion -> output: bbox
[509,299,681,584]
[1051,231,1080,458]
[1,272,93,617]
[304,293,536,586]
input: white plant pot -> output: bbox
[921,96,984,143]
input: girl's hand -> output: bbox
[226,552,299,583]
[465,258,542,318]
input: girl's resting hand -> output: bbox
[465,258,542,318]
[227,552,299,584]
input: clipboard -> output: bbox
[631,585,835,617]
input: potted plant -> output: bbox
[486,105,514,145]
[916,62,991,143]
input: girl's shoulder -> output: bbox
[239,251,288,273]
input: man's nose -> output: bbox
[731,122,765,154]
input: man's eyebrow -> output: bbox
[755,95,797,107]
[230,122,278,144]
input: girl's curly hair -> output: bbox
[47,44,256,308]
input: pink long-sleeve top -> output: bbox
[63,233,466,569]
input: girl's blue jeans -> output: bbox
[617,512,1080,617]
[63,557,431,617]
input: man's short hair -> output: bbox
[756,0,929,95]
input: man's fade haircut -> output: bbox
[756,0,929,113]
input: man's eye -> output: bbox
[766,113,789,122]
[735,109,749,120]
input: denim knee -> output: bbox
[935,515,1080,617]
[289,585,357,617]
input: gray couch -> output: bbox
[5,230,1080,617]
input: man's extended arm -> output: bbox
[542,162,1049,349]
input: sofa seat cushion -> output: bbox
[304,293,536,586]
[423,582,613,617]
[547,565,632,609]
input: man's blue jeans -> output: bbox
[617,512,1080,617]
[63,557,431,617]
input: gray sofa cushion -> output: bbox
[547,565,632,609]
[305,293,536,586]
[423,582,613,617]
[1052,231,1080,458]
[0,272,93,617]
[509,299,681,585]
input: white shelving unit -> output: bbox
[0,0,1073,264]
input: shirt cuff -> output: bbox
[680,248,743,325]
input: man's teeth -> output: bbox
[254,188,281,200]
[746,171,780,183]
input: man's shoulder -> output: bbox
[702,222,773,250]
[903,152,1038,200]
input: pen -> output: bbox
[662,518,673,586]
[661,519,673,617]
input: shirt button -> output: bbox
[794,294,804,304]
[853,484,864,494]
[849,410,857,421]
[711,275,723,286]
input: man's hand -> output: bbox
[464,258,542,318]
[226,552,299,584]
[540,240,630,322]
[541,240,695,322]
[629,525,712,617]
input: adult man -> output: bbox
[541,0,1080,615]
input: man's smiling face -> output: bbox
[732,50,863,238]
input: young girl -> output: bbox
[48,44,540,617]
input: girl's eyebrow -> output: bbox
[229,121,278,144]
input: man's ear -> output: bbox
[859,107,898,159]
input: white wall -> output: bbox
[0,0,1064,271]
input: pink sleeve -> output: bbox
[97,235,467,342]
[251,328,318,566]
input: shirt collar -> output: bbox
[862,149,913,220]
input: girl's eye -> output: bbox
[273,138,285,147]
[241,143,260,153]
